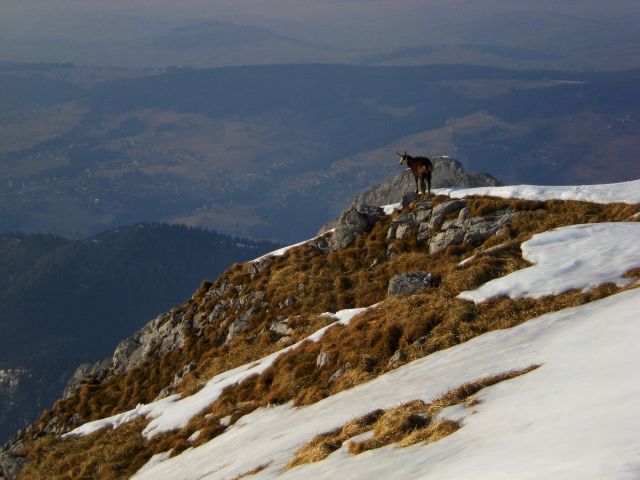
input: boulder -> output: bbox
[429,199,468,229]
[388,272,433,296]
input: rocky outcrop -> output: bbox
[388,272,433,296]
[0,440,26,480]
[429,209,515,254]
[348,157,499,210]
[327,205,385,251]
[62,359,111,400]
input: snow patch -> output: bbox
[436,179,640,204]
[459,223,640,303]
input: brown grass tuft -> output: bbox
[289,365,538,468]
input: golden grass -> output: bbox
[287,366,539,468]
[17,197,639,479]
[18,418,150,480]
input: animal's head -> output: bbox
[396,150,409,165]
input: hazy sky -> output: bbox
[2,0,638,41]
[1,0,639,67]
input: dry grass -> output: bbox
[18,418,150,480]
[17,197,639,479]
[231,463,271,479]
[287,366,539,468]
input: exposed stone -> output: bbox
[388,271,433,296]
[429,208,515,254]
[463,210,515,245]
[63,358,111,399]
[395,224,412,240]
[0,441,26,480]
[316,351,330,368]
[386,224,398,241]
[429,199,468,229]
[327,205,385,251]
[172,362,196,387]
[388,350,406,367]
[112,338,143,375]
[270,320,294,337]
[417,222,430,242]
[307,234,331,254]
[328,363,352,383]
[226,309,253,341]
[278,296,298,309]
[247,256,275,279]
[329,224,362,251]
[429,227,466,254]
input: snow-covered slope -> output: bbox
[436,178,640,204]
[126,180,640,479]
[459,222,640,302]
[133,287,640,480]
[11,179,638,480]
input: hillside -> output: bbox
[1,177,638,479]
[0,224,278,443]
[2,63,640,241]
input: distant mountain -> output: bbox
[0,224,278,442]
[150,20,321,51]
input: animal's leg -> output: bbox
[420,177,426,198]
[427,175,432,197]
[414,176,419,195]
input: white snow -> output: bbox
[64,306,374,439]
[436,178,640,204]
[135,451,172,475]
[459,222,640,303]
[382,202,402,215]
[61,395,179,438]
[133,287,640,480]
[250,230,334,264]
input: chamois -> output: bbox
[397,150,433,197]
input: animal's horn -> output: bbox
[396,151,403,156]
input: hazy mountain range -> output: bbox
[1,62,639,242]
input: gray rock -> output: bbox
[429,208,515,254]
[112,338,143,375]
[429,227,466,254]
[172,361,196,387]
[386,224,398,241]
[270,320,294,337]
[0,442,26,480]
[328,224,362,251]
[388,350,406,367]
[278,296,298,309]
[395,224,412,240]
[247,256,275,279]
[316,351,330,368]
[328,363,352,383]
[429,199,468,229]
[388,271,433,296]
[63,358,111,399]
[227,309,253,341]
[463,210,515,245]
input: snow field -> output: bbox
[436,179,640,204]
[133,288,640,480]
[459,222,640,302]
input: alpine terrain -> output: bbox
[1,174,639,480]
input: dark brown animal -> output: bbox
[396,150,433,197]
